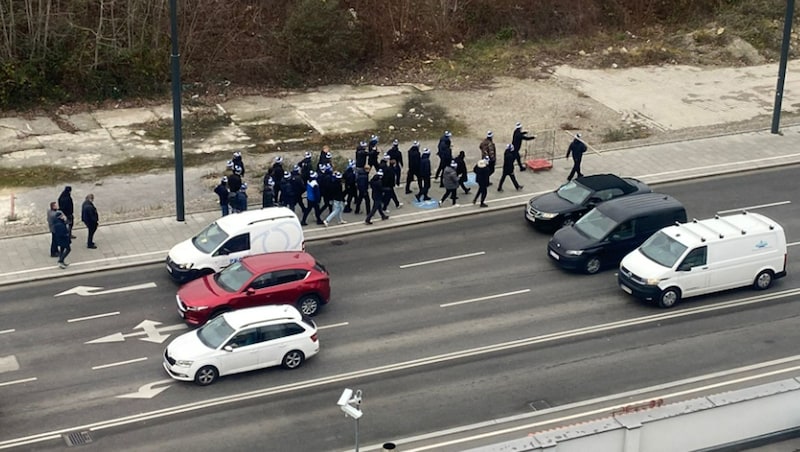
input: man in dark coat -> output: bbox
[354,165,371,215]
[227,171,242,193]
[318,147,332,168]
[405,141,421,194]
[472,158,491,207]
[435,130,453,183]
[511,122,536,171]
[414,148,433,202]
[343,160,357,213]
[298,152,313,183]
[269,156,285,201]
[354,142,368,169]
[479,131,497,182]
[290,168,306,212]
[262,178,275,208]
[498,144,524,192]
[367,135,380,169]
[279,172,298,212]
[566,133,587,181]
[214,177,230,216]
[381,154,402,210]
[57,186,76,238]
[387,139,403,186]
[454,150,470,194]
[364,170,389,225]
[80,194,99,249]
[53,211,71,269]
[232,151,245,177]
[47,201,59,257]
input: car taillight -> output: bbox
[310,333,318,342]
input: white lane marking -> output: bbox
[392,363,800,452]
[318,322,348,330]
[788,241,799,247]
[3,287,800,450]
[91,357,148,370]
[0,329,14,335]
[0,377,37,388]
[400,252,486,269]
[716,200,791,214]
[440,289,532,308]
[0,251,167,277]
[117,380,173,399]
[67,312,120,323]
[0,355,20,372]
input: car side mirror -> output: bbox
[245,287,256,295]
[223,345,235,352]
[677,263,692,272]
[587,197,601,206]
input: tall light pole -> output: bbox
[771,0,795,134]
[169,0,185,221]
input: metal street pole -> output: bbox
[169,0,185,221]
[355,417,359,452]
[771,0,795,134]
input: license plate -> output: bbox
[549,250,559,260]
[620,284,632,294]
[166,264,172,273]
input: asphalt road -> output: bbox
[1,166,799,451]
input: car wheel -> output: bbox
[296,294,320,316]
[658,288,681,309]
[754,270,773,290]
[584,256,601,274]
[194,365,218,385]
[282,350,305,369]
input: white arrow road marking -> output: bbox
[55,282,157,297]
[0,355,20,373]
[86,322,188,344]
[117,379,173,399]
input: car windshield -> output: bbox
[214,261,253,292]
[574,208,618,241]
[192,222,229,254]
[555,181,592,205]
[197,315,235,349]
[639,231,688,268]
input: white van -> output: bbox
[166,207,304,283]
[618,211,787,308]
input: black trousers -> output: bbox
[568,157,583,181]
[416,177,431,200]
[86,223,98,246]
[301,201,322,224]
[440,188,457,205]
[473,185,488,204]
[382,188,400,210]
[58,243,71,263]
[365,199,387,221]
[405,171,420,193]
[354,189,371,214]
[498,172,520,190]
[50,233,58,256]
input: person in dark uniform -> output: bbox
[367,135,380,169]
[232,151,245,177]
[381,154,402,210]
[498,144,524,192]
[454,150,470,194]
[405,141,421,194]
[511,122,536,171]
[343,160,357,213]
[387,139,403,186]
[319,164,334,215]
[354,164,371,215]
[262,177,275,208]
[479,131,497,184]
[318,147,332,168]
[301,172,323,226]
[290,167,306,212]
[57,186,76,238]
[415,148,433,202]
[80,194,99,249]
[566,133,587,181]
[279,171,299,212]
[435,130,453,183]
[298,152,313,183]
[355,141,368,169]
[269,156,285,201]
[472,158,491,207]
[47,202,59,257]
[54,211,71,269]
[364,170,389,225]
[214,177,230,216]
[227,170,242,193]
[323,171,346,226]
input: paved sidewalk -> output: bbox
[2,124,799,286]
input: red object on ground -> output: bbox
[526,159,553,171]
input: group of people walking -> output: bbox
[47,187,100,268]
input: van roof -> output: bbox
[595,192,683,220]
[660,211,781,246]
[215,207,299,231]
[222,304,302,330]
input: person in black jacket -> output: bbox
[298,152,313,183]
[262,177,275,208]
[81,194,99,249]
[511,122,536,171]
[53,211,71,269]
[232,151,245,177]
[354,165,371,215]
[364,170,389,225]
[498,144,524,192]
[381,154,402,210]
[454,150,470,194]
[566,133,587,181]
[435,131,453,183]
[355,141,368,169]
[405,141,421,194]
[415,148,433,202]
[214,177,229,216]
[387,139,403,186]
[319,165,334,215]
[318,147,332,168]
[343,160,357,213]
[290,167,306,212]
[472,158,491,207]
[57,186,76,238]
[47,201,59,257]
[323,171,346,226]
[269,156,285,201]
[279,172,298,213]
[227,171,242,193]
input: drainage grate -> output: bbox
[62,431,93,447]
[529,399,552,411]
[331,239,347,246]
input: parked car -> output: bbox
[176,251,330,326]
[525,174,651,231]
[163,305,319,385]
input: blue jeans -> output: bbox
[325,200,344,224]
[220,203,229,216]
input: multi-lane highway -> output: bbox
[1,167,799,451]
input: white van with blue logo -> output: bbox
[618,211,787,308]
[166,207,304,283]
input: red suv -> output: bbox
[176,251,330,326]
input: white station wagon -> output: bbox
[163,305,319,385]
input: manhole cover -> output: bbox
[528,399,552,411]
[331,239,347,246]
[62,430,93,447]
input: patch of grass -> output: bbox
[139,109,232,141]
[600,126,651,143]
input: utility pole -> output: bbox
[771,0,795,134]
[169,0,185,221]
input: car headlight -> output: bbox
[645,278,661,285]
[177,262,193,270]
[175,360,194,367]
[538,212,558,219]
[565,250,584,256]
[185,305,209,312]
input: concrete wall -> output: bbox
[467,377,800,452]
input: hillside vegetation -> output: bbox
[0,0,795,110]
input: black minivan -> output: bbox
[547,193,687,274]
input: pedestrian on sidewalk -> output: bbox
[323,172,347,226]
[387,139,403,187]
[227,166,242,193]
[439,160,459,206]
[405,141,421,194]
[415,148,433,202]
[367,135,380,169]
[279,171,297,211]
[319,164,334,215]
[382,154,402,211]
[291,167,307,212]
[81,194,99,249]
[566,133,587,181]
[473,158,491,207]
[269,156,285,201]
[298,152,313,183]
[232,151,246,177]
[365,170,389,225]
[47,201,59,257]
[435,131,453,184]
[454,150,470,194]
[343,160,357,213]
[512,122,536,171]
[214,177,230,216]
[57,186,76,238]
[301,172,324,226]
[54,211,71,269]
[262,177,275,208]
[318,147,332,169]
[355,142,368,169]
[234,183,249,212]
[479,131,497,184]
[354,165,371,215]
[498,144,524,192]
